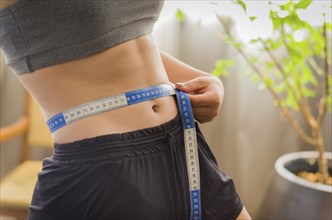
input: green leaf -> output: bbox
[285,93,300,111]
[212,59,235,77]
[328,75,332,86]
[327,95,332,112]
[310,28,325,56]
[295,0,313,10]
[326,22,332,32]
[264,77,274,89]
[264,38,283,50]
[250,38,260,44]
[302,88,316,97]
[232,0,247,13]
[283,57,296,74]
[282,13,304,29]
[327,76,332,113]
[275,82,286,93]
[270,10,282,30]
[280,1,293,11]
[176,8,184,22]
[301,65,318,86]
[250,74,260,83]
[248,56,258,63]
[264,62,274,75]
[249,16,257,22]
[287,40,304,60]
[223,36,233,44]
[234,42,244,49]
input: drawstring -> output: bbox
[167,133,178,180]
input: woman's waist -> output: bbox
[50,92,178,144]
[51,113,184,164]
[18,34,170,117]
[23,70,178,143]
[20,68,171,118]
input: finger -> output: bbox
[192,106,216,123]
[188,92,221,108]
[175,82,192,93]
[175,78,208,94]
[188,94,209,107]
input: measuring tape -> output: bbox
[175,89,202,220]
[47,83,202,220]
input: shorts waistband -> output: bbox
[52,114,183,163]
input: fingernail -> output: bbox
[176,82,185,87]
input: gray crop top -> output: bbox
[0,0,165,74]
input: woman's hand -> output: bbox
[175,76,224,123]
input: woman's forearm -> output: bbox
[160,50,217,83]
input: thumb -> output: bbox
[175,78,205,94]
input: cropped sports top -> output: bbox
[0,0,165,74]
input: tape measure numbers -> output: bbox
[176,90,201,220]
[47,83,202,220]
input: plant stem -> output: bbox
[317,20,329,127]
[261,36,317,130]
[314,20,330,184]
[313,128,329,183]
[238,46,316,145]
[308,57,324,76]
[279,28,316,123]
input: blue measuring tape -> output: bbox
[47,83,202,220]
[176,90,202,220]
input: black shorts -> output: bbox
[28,114,243,220]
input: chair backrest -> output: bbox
[24,93,54,161]
[27,95,53,148]
[0,91,54,162]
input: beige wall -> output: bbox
[0,53,25,178]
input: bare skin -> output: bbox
[1,1,251,219]
[18,36,179,143]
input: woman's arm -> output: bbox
[160,50,225,123]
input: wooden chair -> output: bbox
[0,92,53,219]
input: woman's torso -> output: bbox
[19,36,178,144]
[2,0,178,144]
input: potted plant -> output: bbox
[211,0,331,219]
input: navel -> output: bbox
[152,104,160,113]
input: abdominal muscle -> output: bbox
[18,35,178,144]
